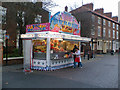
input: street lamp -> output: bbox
[5,31,9,65]
[91,38,97,58]
[91,38,93,58]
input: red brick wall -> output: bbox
[112,16,118,21]
[95,8,104,14]
[83,3,93,10]
[104,12,112,18]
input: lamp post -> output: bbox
[5,32,9,65]
[91,38,93,58]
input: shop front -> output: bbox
[21,11,91,71]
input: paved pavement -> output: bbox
[2,53,118,88]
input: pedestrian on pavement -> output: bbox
[72,45,79,67]
[73,48,82,68]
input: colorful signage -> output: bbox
[26,23,50,33]
[50,11,80,36]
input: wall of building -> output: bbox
[70,3,120,54]
[2,2,49,48]
[118,1,120,23]
[71,7,92,38]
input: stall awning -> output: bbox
[21,31,91,42]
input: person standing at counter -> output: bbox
[72,45,79,67]
[73,48,82,68]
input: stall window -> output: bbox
[32,39,47,60]
[50,39,79,60]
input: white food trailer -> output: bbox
[21,11,91,71]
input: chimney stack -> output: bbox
[82,3,93,10]
[95,8,104,14]
[65,6,68,12]
[112,16,118,21]
[104,12,112,18]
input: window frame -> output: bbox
[98,26,101,36]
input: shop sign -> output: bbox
[21,34,35,38]
[26,23,50,33]
[37,33,62,38]
[50,11,80,36]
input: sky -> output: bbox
[51,0,120,16]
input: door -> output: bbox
[103,42,107,53]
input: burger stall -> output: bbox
[21,11,91,71]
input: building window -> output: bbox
[2,7,7,24]
[0,6,6,24]
[113,23,115,29]
[116,24,119,30]
[2,30,6,46]
[103,28,106,37]
[98,17,101,24]
[92,15,95,22]
[113,30,115,38]
[103,19,106,25]
[117,31,119,39]
[108,29,111,38]
[91,25,95,35]
[35,15,42,23]
[108,21,111,27]
[98,26,101,36]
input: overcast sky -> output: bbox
[51,0,120,16]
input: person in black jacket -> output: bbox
[72,45,79,68]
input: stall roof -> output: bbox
[21,31,91,42]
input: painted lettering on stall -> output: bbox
[26,23,50,32]
[50,11,80,36]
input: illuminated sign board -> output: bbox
[25,12,81,36]
[26,23,50,33]
[50,11,80,36]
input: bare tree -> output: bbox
[42,0,58,11]
[3,1,57,55]
[69,2,79,11]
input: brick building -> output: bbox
[119,1,120,50]
[0,2,7,64]
[118,1,120,23]
[2,2,49,48]
[70,3,120,54]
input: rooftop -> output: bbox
[70,3,120,24]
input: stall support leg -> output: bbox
[46,38,51,67]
